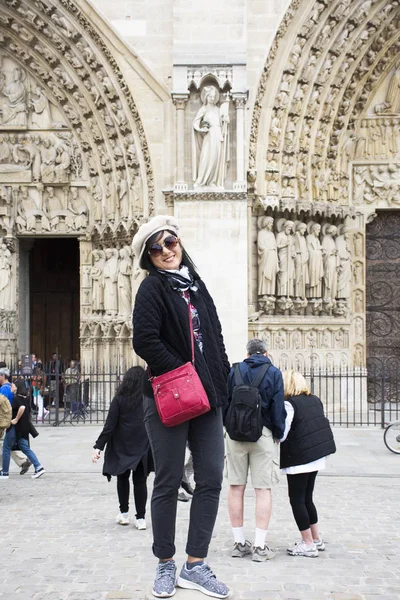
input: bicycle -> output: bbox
[383,420,400,454]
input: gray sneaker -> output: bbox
[177,562,231,598]
[152,560,177,598]
[314,538,325,551]
[231,540,252,558]
[252,545,275,562]
[287,540,318,557]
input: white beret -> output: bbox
[132,215,179,268]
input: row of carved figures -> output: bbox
[87,246,143,319]
[257,217,352,310]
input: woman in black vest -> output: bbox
[132,215,231,599]
[280,370,336,558]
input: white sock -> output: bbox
[254,528,268,549]
[232,526,245,545]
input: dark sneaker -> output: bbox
[252,545,275,562]
[152,560,176,598]
[181,481,194,495]
[231,540,252,558]
[31,467,45,479]
[20,460,32,475]
[0,472,9,479]
[177,562,231,598]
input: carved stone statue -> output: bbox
[293,221,309,300]
[40,137,57,182]
[306,222,324,299]
[54,143,71,182]
[375,65,400,114]
[322,224,339,303]
[91,249,105,312]
[91,176,103,223]
[30,87,52,128]
[66,187,88,231]
[0,67,27,127]
[257,216,278,297]
[16,186,50,232]
[117,246,132,318]
[192,86,230,189]
[336,226,352,299]
[0,241,12,309]
[276,219,295,297]
[104,248,118,316]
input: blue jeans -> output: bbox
[2,426,41,475]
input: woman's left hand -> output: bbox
[92,449,101,463]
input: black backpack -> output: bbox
[224,362,271,442]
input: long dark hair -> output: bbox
[114,366,145,408]
[141,229,200,279]
[14,379,28,398]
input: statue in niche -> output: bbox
[353,345,363,367]
[192,86,230,189]
[306,222,324,300]
[0,241,12,310]
[353,261,363,286]
[322,224,339,303]
[54,143,70,183]
[257,216,278,297]
[118,172,130,221]
[30,87,52,129]
[91,176,103,223]
[0,134,11,163]
[276,219,295,298]
[117,246,132,318]
[104,248,119,316]
[66,187,88,231]
[375,65,400,114]
[293,221,309,300]
[0,67,27,127]
[353,232,363,257]
[91,249,105,313]
[40,137,57,182]
[336,225,352,300]
[354,290,363,313]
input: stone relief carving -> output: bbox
[353,164,400,207]
[375,66,400,115]
[0,238,12,309]
[0,66,27,128]
[192,86,230,189]
[117,245,132,318]
[91,249,105,313]
[103,248,118,316]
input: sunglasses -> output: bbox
[148,235,180,258]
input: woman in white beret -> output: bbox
[132,215,231,599]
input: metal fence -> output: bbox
[8,363,400,428]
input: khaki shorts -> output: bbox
[225,427,280,489]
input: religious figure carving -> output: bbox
[0,241,12,309]
[0,67,27,127]
[192,86,230,189]
[66,187,88,231]
[104,248,118,316]
[257,216,278,297]
[293,221,309,300]
[91,249,105,313]
[354,289,363,313]
[54,143,71,182]
[18,134,41,182]
[40,137,57,182]
[336,226,352,300]
[117,246,132,318]
[16,186,50,232]
[322,224,339,303]
[91,175,103,222]
[306,222,323,299]
[30,87,52,128]
[276,219,295,297]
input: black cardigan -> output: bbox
[132,273,230,408]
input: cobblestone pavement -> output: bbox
[1,426,399,600]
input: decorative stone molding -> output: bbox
[163,190,247,205]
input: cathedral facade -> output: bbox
[0,0,399,381]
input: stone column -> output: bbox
[172,94,189,192]
[233,94,247,192]
[79,239,93,365]
[18,239,33,356]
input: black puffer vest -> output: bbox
[280,394,336,469]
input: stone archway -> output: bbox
[248,0,400,370]
[0,0,154,366]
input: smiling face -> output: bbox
[148,230,182,271]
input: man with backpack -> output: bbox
[224,338,286,562]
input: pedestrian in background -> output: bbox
[225,338,286,562]
[92,366,153,530]
[32,360,48,421]
[132,215,231,599]
[281,370,336,557]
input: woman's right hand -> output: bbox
[92,449,101,463]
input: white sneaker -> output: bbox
[135,518,146,530]
[31,467,45,479]
[314,538,325,551]
[287,540,318,557]
[116,512,130,525]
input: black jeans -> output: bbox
[144,395,224,559]
[117,460,148,518]
[287,471,318,531]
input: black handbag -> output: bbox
[29,422,39,438]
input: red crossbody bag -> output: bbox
[149,302,210,427]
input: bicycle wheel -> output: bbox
[383,422,400,454]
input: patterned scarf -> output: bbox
[157,265,198,292]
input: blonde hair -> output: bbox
[282,370,311,399]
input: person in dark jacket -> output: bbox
[280,370,336,558]
[225,338,286,562]
[132,215,231,599]
[92,366,153,530]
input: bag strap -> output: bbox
[250,362,272,389]
[234,363,244,386]
[187,300,195,365]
